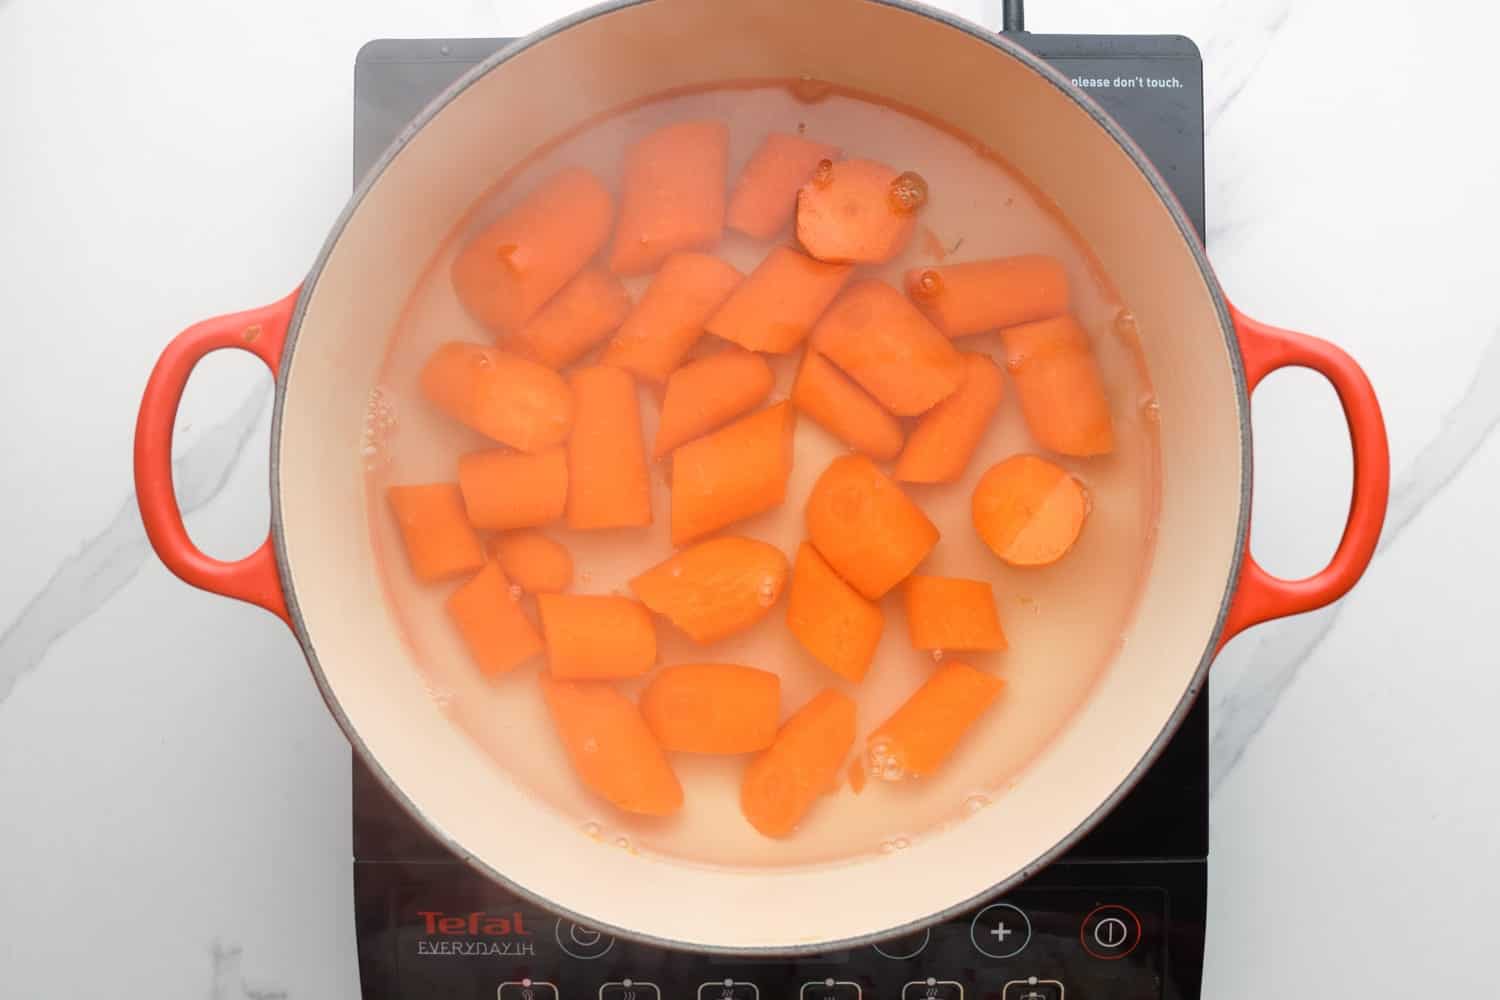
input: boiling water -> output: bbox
[365,82,1160,869]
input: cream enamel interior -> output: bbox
[275,0,1244,950]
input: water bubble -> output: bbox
[812,158,834,188]
[474,353,492,369]
[1113,308,1141,348]
[881,761,905,782]
[930,649,944,663]
[615,836,631,850]
[669,566,682,578]
[892,837,910,851]
[582,821,602,838]
[879,840,896,854]
[1139,393,1161,424]
[582,737,599,754]
[909,268,943,301]
[1004,354,1025,373]
[964,793,990,813]
[790,75,834,103]
[756,576,778,607]
[888,171,929,214]
[508,584,523,601]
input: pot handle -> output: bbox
[133,289,302,624]
[1219,302,1390,645]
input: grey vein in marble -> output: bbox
[1210,328,1500,792]
[211,941,288,1000]
[0,382,271,706]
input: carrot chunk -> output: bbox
[652,348,774,458]
[894,352,1005,483]
[809,280,963,416]
[601,252,743,384]
[785,542,883,683]
[640,663,781,754]
[420,342,573,452]
[670,402,795,546]
[488,531,573,593]
[706,246,853,354]
[457,447,567,532]
[796,158,917,263]
[386,483,486,583]
[565,366,652,530]
[452,167,614,334]
[541,674,683,816]
[741,689,856,837]
[508,267,631,369]
[998,315,1115,456]
[445,562,545,676]
[537,593,656,679]
[630,536,788,643]
[907,255,1069,338]
[902,575,1008,651]
[609,120,729,275]
[971,454,1089,567]
[805,454,939,600]
[791,350,904,462]
[868,662,1004,780]
[727,132,841,239]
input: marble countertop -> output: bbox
[2,0,1497,995]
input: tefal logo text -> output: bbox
[418,911,531,936]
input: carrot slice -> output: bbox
[540,675,683,816]
[652,348,775,458]
[457,447,568,531]
[998,314,1115,456]
[795,158,918,264]
[805,454,939,600]
[609,120,729,275]
[902,575,1008,651]
[785,542,883,683]
[508,267,631,369]
[420,342,573,452]
[452,167,614,334]
[386,483,486,583]
[809,280,963,416]
[488,531,573,593]
[445,561,544,676]
[630,536,788,643]
[705,246,853,354]
[741,689,856,838]
[894,352,1005,483]
[670,402,795,546]
[639,664,780,754]
[601,252,743,384]
[565,366,652,530]
[537,593,656,679]
[868,662,1004,780]
[971,454,1089,567]
[791,350,904,461]
[727,132,841,239]
[907,255,1069,338]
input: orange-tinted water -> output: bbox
[364,82,1160,869]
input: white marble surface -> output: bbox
[2,0,1498,995]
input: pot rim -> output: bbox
[268,0,1250,956]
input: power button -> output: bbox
[1080,904,1141,960]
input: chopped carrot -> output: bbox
[445,562,545,676]
[741,689,856,838]
[868,662,1004,779]
[488,531,573,593]
[639,664,780,754]
[791,350,904,462]
[796,158,918,264]
[670,402,795,546]
[452,167,614,334]
[907,255,1069,338]
[540,674,683,816]
[785,542,883,683]
[537,593,656,679]
[601,252,743,384]
[902,575,1008,651]
[848,756,868,794]
[706,246,853,354]
[652,348,774,458]
[508,267,631,369]
[565,366,652,530]
[609,120,729,275]
[386,483,486,583]
[805,454,939,600]
[894,352,1005,483]
[727,132,841,239]
[420,342,573,452]
[630,536,788,643]
[809,280,963,416]
[971,454,1090,567]
[998,315,1115,456]
[457,447,567,532]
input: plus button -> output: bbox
[991,922,1013,944]
[970,903,1032,958]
